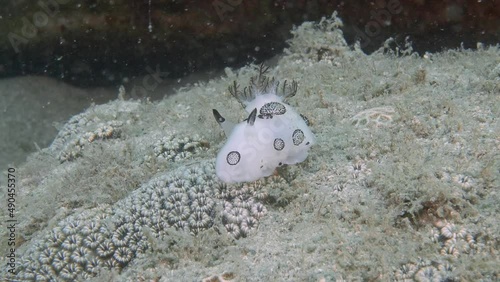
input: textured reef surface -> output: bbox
[1,14,499,281]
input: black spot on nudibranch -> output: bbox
[292,129,305,145]
[273,138,285,151]
[258,102,286,119]
[226,151,241,165]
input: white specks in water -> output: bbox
[148,0,153,33]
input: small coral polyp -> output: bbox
[351,106,395,128]
[213,65,315,183]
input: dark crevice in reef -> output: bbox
[1,0,498,88]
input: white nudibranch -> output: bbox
[213,65,315,183]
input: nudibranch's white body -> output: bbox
[213,65,315,183]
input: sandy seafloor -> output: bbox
[1,14,499,281]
